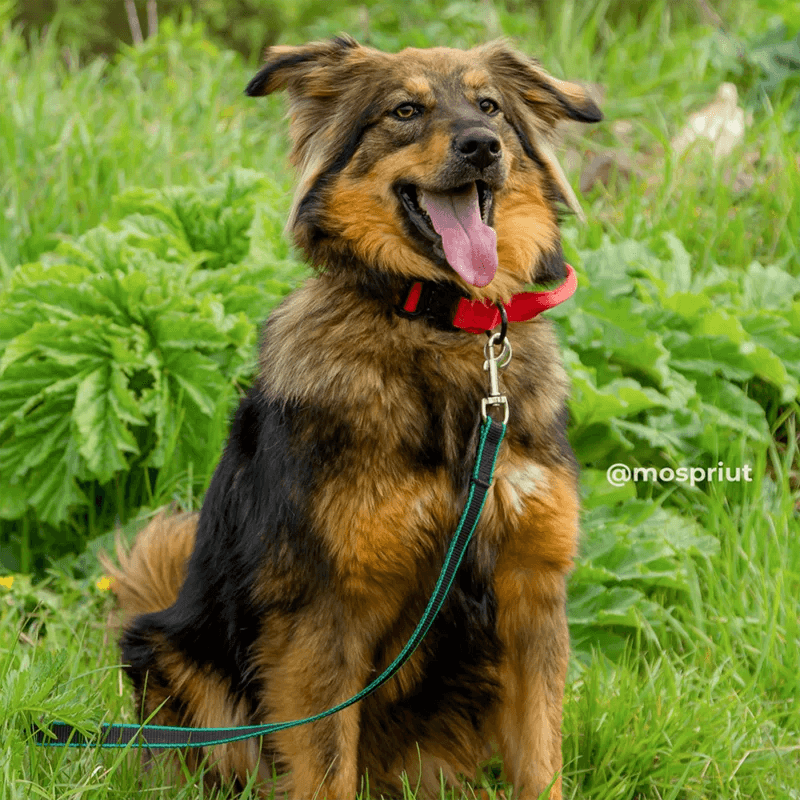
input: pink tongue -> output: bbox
[420,184,497,287]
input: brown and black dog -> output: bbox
[103,35,601,799]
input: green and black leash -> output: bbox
[34,331,510,751]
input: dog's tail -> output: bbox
[99,510,198,622]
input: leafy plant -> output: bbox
[555,231,800,469]
[568,496,720,667]
[553,232,800,659]
[0,170,295,570]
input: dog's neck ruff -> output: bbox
[398,264,577,333]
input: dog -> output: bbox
[102,35,601,799]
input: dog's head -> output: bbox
[247,36,601,300]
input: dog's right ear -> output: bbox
[245,35,360,97]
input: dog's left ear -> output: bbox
[482,41,602,221]
[482,41,602,125]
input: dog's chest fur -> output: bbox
[256,275,579,603]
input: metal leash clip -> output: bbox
[481,331,512,424]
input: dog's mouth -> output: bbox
[397,181,498,287]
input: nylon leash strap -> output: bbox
[35,415,507,750]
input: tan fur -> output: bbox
[100,511,196,623]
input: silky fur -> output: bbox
[102,35,601,799]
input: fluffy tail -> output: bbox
[99,510,198,623]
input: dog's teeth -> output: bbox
[478,187,491,222]
[417,190,428,213]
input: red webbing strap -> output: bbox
[451,264,577,333]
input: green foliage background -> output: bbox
[1,0,799,687]
[1,0,799,797]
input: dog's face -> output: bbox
[246,36,601,299]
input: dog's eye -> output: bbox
[479,98,500,115]
[393,103,422,119]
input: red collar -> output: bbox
[399,264,577,333]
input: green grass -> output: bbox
[1,0,799,797]
[3,444,797,799]
[0,16,291,273]
[564,434,800,799]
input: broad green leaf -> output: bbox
[570,372,667,428]
[163,350,228,417]
[666,332,755,382]
[662,291,713,320]
[0,358,72,420]
[73,365,140,482]
[23,438,85,526]
[742,343,797,401]
[153,313,230,351]
[695,377,770,444]
[579,236,658,294]
[695,309,748,344]
[108,364,148,428]
[738,261,800,310]
[611,418,691,453]
[742,311,800,382]
[580,468,638,508]
[0,171,285,533]
[14,414,71,473]
[568,585,656,634]
[639,231,693,295]
[112,190,185,229]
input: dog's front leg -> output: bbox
[492,567,569,800]
[264,617,371,800]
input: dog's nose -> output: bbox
[454,129,502,170]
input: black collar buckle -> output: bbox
[395,280,469,331]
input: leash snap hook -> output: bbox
[481,331,512,424]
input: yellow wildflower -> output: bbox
[95,576,112,591]
[0,576,13,589]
